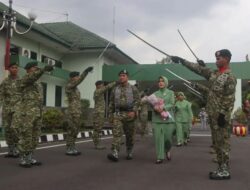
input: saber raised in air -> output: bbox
[127,29,171,57]
[177,29,205,67]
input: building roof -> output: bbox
[102,62,250,81]
[41,21,139,64]
[41,22,113,50]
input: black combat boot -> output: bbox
[4,145,19,158]
[19,154,32,168]
[65,146,75,156]
[71,146,81,156]
[107,149,119,162]
[126,149,133,160]
[66,146,80,156]
[209,164,231,180]
[29,153,42,166]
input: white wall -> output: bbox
[62,52,109,108]
[40,75,67,107]
[3,33,118,108]
[0,34,65,107]
[13,35,67,107]
[11,35,63,62]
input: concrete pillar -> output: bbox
[233,79,242,114]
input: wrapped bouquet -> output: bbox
[141,94,170,120]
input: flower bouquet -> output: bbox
[141,94,170,120]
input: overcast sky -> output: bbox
[2,0,250,64]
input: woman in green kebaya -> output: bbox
[175,92,193,146]
[151,76,175,164]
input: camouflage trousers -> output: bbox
[111,112,136,152]
[2,109,19,147]
[209,116,216,148]
[66,113,81,147]
[12,110,42,155]
[137,111,148,137]
[210,117,231,167]
[247,119,250,134]
[92,112,105,146]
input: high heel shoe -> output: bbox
[155,159,163,164]
[166,152,171,161]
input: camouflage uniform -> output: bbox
[181,60,236,176]
[137,91,149,137]
[0,75,21,156]
[12,68,47,166]
[92,82,116,148]
[65,71,89,153]
[193,83,216,148]
[138,101,149,137]
[108,83,140,159]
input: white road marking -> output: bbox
[0,136,113,156]
[5,133,243,156]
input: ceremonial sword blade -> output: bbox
[97,42,111,60]
[184,85,203,100]
[183,82,202,96]
[177,29,199,61]
[127,29,171,57]
[165,68,191,84]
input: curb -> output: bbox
[0,129,113,148]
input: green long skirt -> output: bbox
[152,123,175,160]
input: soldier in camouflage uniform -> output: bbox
[0,62,21,158]
[92,80,116,149]
[65,67,93,156]
[191,82,217,156]
[12,61,54,167]
[171,49,236,180]
[107,69,140,162]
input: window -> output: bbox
[10,44,19,55]
[41,82,47,106]
[55,85,62,107]
[41,55,46,63]
[41,55,62,68]
[55,60,62,68]
[30,51,37,60]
